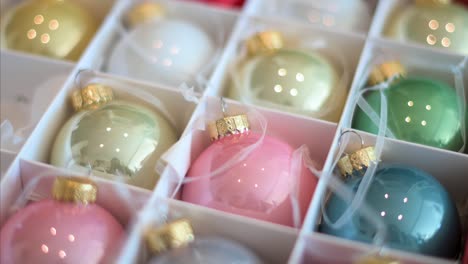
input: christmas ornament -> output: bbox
[0,177,124,263]
[352,61,465,151]
[2,0,98,61]
[356,255,399,264]
[275,0,370,32]
[145,219,261,263]
[320,146,462,258]
[50,84,177,190]
[182,103,317,226]
[229,31,345,122]
[107,2,214,86]
[385,0,468,54]
[192,0,245,8]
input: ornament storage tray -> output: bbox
[0,0,467,263]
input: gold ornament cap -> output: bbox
[415,0,451,6]
[52,177,97,204]
[208,114,250,141]
[71,84,114,112]
[125,2,165,28]
[145,219,195,254]
[355,255,400,264]
[246,31,284,57]
[368,61,406,86]
[337,146,377,179]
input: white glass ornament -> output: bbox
[107,2,214,86]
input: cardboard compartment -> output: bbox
[296,131,468,264]
[155,96,337,227]
[341,39,468,155]
[0,51,73,154]
[117,196,300,264]
[0,150,16,178]
[0,159,151,225]
[207,15,367,124]
[0,159,151,263]
[79,0,238,92]
[0,0,117,62]
[14,71,197,193]
[247,0,378,34]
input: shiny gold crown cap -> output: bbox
[337,147,377,178]
[368,61,406,86]
[145,219,195,254]
[208,114,250,141]
[52,177,97,204]
[415,0,451,6]
[125,2,165,28]
[355,255,400,264]
[71,84,114,111]
[246,30,284,56]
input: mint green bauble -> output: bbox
[229,31,346,122]
[50,85,178,190]
[353,77,464,151]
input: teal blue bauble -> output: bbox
[320,151,461,258]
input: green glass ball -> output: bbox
[230,49,346,122]
[51,101,178,190]
[386,3,468,54]
[352,77,464,151]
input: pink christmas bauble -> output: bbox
[193,0,244,8]
[182,132,317,227]
[0,199,124,263]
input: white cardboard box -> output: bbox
[0,0,467,263]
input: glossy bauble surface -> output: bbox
[2,0,98,61]
[182,132,317,227]
[386,3,468,54]
[149,237,261,264]
[0,200,124,263]
[353,77,464,151]
[320,164,461,258]
[108,19,213,86]
[51,101,177,190]
[230,49,344,122]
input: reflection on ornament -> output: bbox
[2,0,98,61]
[385,0,468,53]
[107,2,214,86]
[320,147,462,258]
[182,111,316,227]
[352,61,465,151]
[229,31,345,122]
[277,0,370,32]
[50,84,177,190]
[0,177,124,263]
[145,219,261,264]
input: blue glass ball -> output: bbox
[320,164,461,258]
